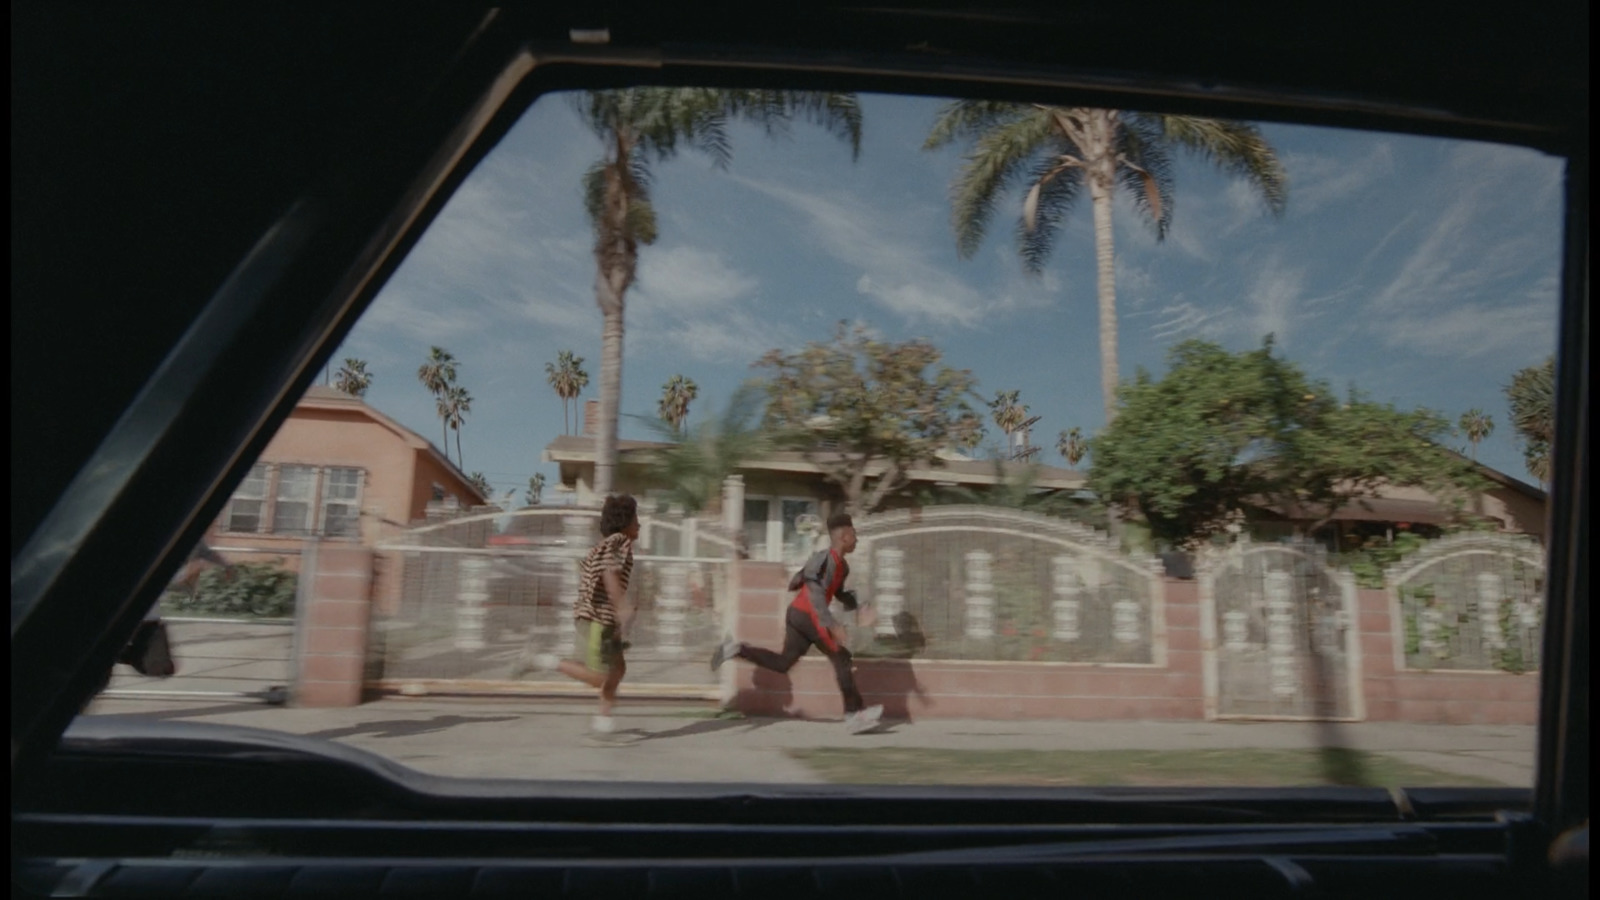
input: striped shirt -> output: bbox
[575,531,633,626]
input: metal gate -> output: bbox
[1200,538,1363,720]
[369,508,734,697]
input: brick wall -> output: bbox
[1355,587,1539,725]
[292,545,375,707]
[727,563,1538,723]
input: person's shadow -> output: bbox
[854,612,931,728]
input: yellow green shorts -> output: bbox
[577,619,623,672]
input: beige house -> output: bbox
[547,401,1546,558]
[545,402,1087,564]
[206,386,487,587]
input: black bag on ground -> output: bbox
[118,620,176,677]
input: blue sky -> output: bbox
[328,91,1565,502]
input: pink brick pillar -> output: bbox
[292,544,375,707]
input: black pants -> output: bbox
[738,605,864,714]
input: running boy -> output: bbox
[551,494,639,735]
[711,512,883,733]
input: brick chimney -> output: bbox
[583,399,600,438]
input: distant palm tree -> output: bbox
[334,358,372,398]
[987,390,1029,458]
[417,346,458,459]
[444,385,472,470]
[1056,427,1088,469]
[1505,357,1554,485]
[467,472,492,500]
[658,374,700,433]
[1458,408,1494,461]
[637,383,770,516]
[525,473,546,507]
[576,87,862,495]
[545,350,587,435]
[927,103,1287,422]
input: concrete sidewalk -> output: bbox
[80,696,1537,787]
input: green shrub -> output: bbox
[166,562,298,618]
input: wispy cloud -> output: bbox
[1279,141,1396,214]
[1381,301,1557,359]
[730,175,1057,329]
[632,245,759,313]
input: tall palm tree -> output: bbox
[1458,408,1494,461]
[575,88,862,495]
[334,358,372,398]
[545,350,587,435]
[926,104,1288,422]
[444,384,472,470]
[1505,356,1554,485]
[1057,426,1088,469]
[417,346,458,458]
[658,374,699,433]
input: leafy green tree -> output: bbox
[1088,338,1484,548]
[417,346,458,461]
[1457,408,1494,461]
[1505,356,1554,484]
[638,382,771,516]
[525,473,546,507]
[756,322,984,513]
[575,88,863,495]
[925,103,1287,422]
[334,358,372,398]
[658,374,700,433]
[545,350,587,435]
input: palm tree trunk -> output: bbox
[441,419,451,465]
[594,304,624,497]
[456,428,464,471]
[1088,154,1120,422]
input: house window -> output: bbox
[320,467,363,538]
[272,465,317,535]
[225,463,269,533]
[744,496,821,564]
[743,498,770,561]
[781,498,820,564]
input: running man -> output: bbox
[544,494,639,735]
[711,512,884,733]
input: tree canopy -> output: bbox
[1505,356,1554,484]
[756,323,984,513]
[1087,337,1485,548]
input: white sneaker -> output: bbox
[845,709,881,734]
[591,715,615,734]
[709,635,742,671]
[861,704,883,723]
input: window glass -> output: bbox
[84,89,1561,793]
[781,499,819,564]
[224,463,269,533]
[321,467,362,538]
[272,465,316,535]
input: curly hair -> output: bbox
[599,494,638,537]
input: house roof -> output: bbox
[543,434,1087,491]
[296,386,487,504]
